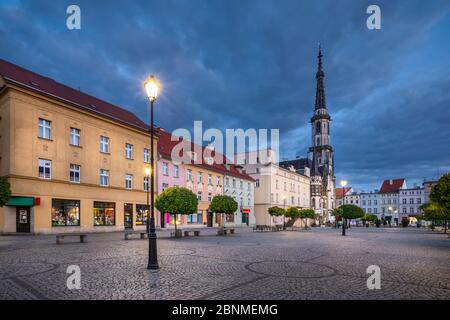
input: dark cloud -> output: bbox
[1,0,449,190]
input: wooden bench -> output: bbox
[253,225,271,232]
[183,230,201,237]
[56,233,87,245]
[124,231,148,240]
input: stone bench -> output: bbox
[223,228,235,235]
[56,233,87,245]
[124,231,148,240]
[183,230,201,237]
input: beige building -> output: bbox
[0,59,157,234]
[241,150,310,226]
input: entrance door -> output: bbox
[124,203,133,229]
[207,210,213,227]
[16,206,30,233]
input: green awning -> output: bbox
[6,197,34,206]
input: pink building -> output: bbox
[156,129,186,227]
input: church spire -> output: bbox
[314,44,326,110]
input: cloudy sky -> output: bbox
[1,0,449,191]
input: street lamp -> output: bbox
[282,195,287,230]
[144,75,160,270]
[145,166,151,234]
[340,180,348,236]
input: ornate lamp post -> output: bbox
[145,167,151,234]
[144,75,160,270]
[340,180,348,236]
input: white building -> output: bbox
[344,192,360,206]
[379,179,407,225]
[222,165,255,228]
[240,150,311,227]
[359,192,379,215]
[399,186,424,223]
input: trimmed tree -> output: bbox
[299,209,316,230]
[361,214,377,227]
[429,173,450,233]
[210,195,238,235]
[155,186,198,237]
[420,202,448,233]
[0,176,11,207]
[268,206,285,224]
[332,207,343,228]
[285,206,300,229]
[340,204,364,236]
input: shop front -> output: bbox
[4,196,36,233]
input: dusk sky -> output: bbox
[1,0,449,192]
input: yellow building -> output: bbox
[0,59,157,234]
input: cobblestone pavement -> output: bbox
[0,227,449,300]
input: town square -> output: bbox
[0,0,449,306]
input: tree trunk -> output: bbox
[445,220,447,234]
[304,218,307,230]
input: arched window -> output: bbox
[327,122,330,134]
[312,198,316,208]
[316,137,320,146]
[316,122,321,134]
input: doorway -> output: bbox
[16,206,31,233]
[207,210,213,227]
[124,203,133,229]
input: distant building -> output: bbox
[379,178,407,225]
[359,192,379,215]
[335,187,352,208]
[399,186,424,223]
[344,192,360,206]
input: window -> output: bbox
[100,169,109,186]
[136,204,149,225]
[187,169,192,181]
[225,177,230,186]
[52,199,80,227]
[374,200,377,205]
[100,136,109,153]
[69,164,80,183]
[271,193,274,202]
[403,207,407,214]
[284,182,287,191]
[374,208,377,214]
[208,174,212,185]
[240,181,243,189]
[409,198,414,204]
[316,122,321,134]
[125,174,133,189]
[255,179,260,188]
[162,162,169,175]
[276,180,279,190]
[232,179,236,188]
[38,159,51,179]
[417,198,421,204]
[410,207,414,214]
[93,201,115,226]
[248,182,251,191]
[198,172,203,183]
[197,191,202,201]
[70,128,80,146]
[368,208,372,213]
[125,143,133,159]
[162,183,169,191]
[363,200,366,206]
[188,210,202,224]
[173,165,179,178]
[38,118,51,139]
[217,176,221,186]
[208,192,212,202]
[144,148,150,163]
[144,176,150,191]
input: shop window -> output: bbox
[52,199,80,226]
[136,204,149,225]
[93,201,115,226]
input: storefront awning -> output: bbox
[6,197,35,207]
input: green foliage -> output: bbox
[209,195,238,215]
[430,174,450,214]
[285,206,300,219]
[340,204,364,220]
[155,186,198,215]
[361,214,377,222]
[420,202,447,222]
[0,176,11,207]
[332,207,343,218]
[299,209,316,219]
[268,206,285,217]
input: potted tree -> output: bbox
[210,195,238,235]
[155,186,198,238]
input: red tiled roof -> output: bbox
[335,187,351,198]
[157,129,255,181]
[0,59,151,133]
[379,179,406,193]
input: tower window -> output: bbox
[316,122,321,134]
[316,137,320,146]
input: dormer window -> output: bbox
[205,157,214,165]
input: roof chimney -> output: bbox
[389,179,393,185]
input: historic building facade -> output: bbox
[378,178,407,225]
[308,47,335,224]
[399,186,424,223]
[0,59,157,234]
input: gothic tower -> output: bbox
[309,45,336,224]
